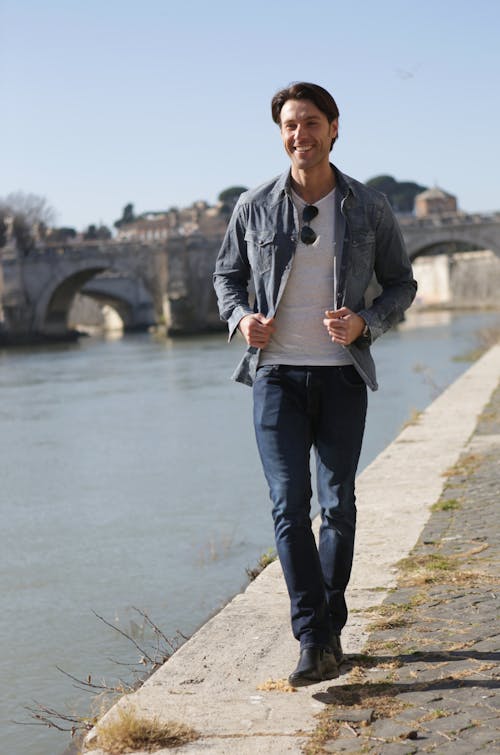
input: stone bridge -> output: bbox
[0,242,164,340]
[1,211,499,343]
[0,234,221,342]
[400,212,500,259]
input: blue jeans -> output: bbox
[253,365,367,649]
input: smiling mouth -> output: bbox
[294,145,313,154]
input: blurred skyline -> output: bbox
[1,0,498,231]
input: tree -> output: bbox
[83,224,111,241]
[96,225,112,240]
[84,224,98,240]
[217,186,248,215]
[0,192,56,253]
[366,175,427,213]
[47,227,77,243]
[217,186,248,207]
[13,214,35,255]
[3,191,55,227]
[114,203,135,229]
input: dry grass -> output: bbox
[359,594,426,637]
[396,546,494,587]
[257,678,297,693]
[442,453,482,479]
[362,637,423,655]
[419,708,451,722]
[303,717,343,754]
[401,407,423,429]
[304,682,408,754]
[320,682,406,716]
[366,613,410,632]
[436,662,497,681]
[397,553,454,585]
[431,497,462,512]
[87,705,198,753]
[246,548,277,581]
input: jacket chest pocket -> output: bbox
[244,230,275,274]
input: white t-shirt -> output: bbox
[260,187,352,367]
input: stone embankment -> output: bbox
[83,344,500,755]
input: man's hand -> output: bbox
[239,314,275,348]
[323,307,365,346]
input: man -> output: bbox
[213,82,417,686]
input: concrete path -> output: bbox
[83,344,500,755]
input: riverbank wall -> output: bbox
[412,249,500,308]
[82,343,500,754]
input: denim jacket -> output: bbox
[213,165,417,391]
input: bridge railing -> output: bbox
[397,211,500,228]
[0,238,168,261]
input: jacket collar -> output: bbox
[269,163,356,205]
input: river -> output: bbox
[1,309,498,755]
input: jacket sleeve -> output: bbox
[213,199,254,340]
[357,196,417,343]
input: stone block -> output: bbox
[326,707,374,723]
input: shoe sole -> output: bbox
[288,668,339,687]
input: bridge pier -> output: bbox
[412,250,500,309]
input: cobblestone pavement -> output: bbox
[305,382,500,754]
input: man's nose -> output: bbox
[293,123,308,141]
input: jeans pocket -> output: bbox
[339,365,366,389]
[254,364,278,382]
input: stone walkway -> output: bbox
[306,383,500,754]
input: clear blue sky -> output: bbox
[1,0,498,231]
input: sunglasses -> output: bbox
[301,204,319,245]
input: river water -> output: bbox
[1,310,498,755]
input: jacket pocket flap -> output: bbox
[244,230,276,246]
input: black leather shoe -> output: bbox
[288,646,338,687]
[329,634,344,664]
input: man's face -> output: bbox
[279,98,338,174]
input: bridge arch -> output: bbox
[402,219,500,260]
[409,238,483,260]
[34,259,156,336]
[79,272,156,330]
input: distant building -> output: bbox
[116,201,229,242]
[116,211,171,242]
[414,186,458,218]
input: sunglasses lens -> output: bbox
[300,204,318,244]
[302,205,319,223]
[301,226,317,244]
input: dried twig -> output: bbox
[16,701,95,733]
[342,722,359,737]
[437,730,454,741]
[17,608,186,737]
[92,610,156,665]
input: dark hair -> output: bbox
[271,82,339,149]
